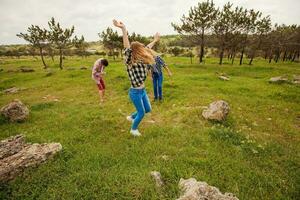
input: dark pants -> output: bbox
[152,72,163,100]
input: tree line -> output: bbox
[171,0,300,65]
[2,1,300,69]
[15,17,87,69]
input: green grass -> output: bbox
[0,56,299,199]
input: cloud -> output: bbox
[0,0,299,44]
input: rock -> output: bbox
[80,66,87,70]
[269,76,289,84]
[150,171,164,187]
[202,100,230,121]
[293,75,300,84]
[219,75,230,81]
[0,68,3,72]
[0,135,26,159]
[177,178,239,200]
[293,75,300,81]
[0,99,29,122]
[0,134,62,182]
[19,67,35,72]
[161,155,169,160]
[3,87,19,94]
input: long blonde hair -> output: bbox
[130,41,155,65]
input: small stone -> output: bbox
[161,155,169,160]
[146,120,155,124]
[3,87,19,94]
[269,76,289,84]
[150,171,164,187]
[19,67,35,72]
[80,66,87,70]
[267,118,272,121]
[219,75,230,81]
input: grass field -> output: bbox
[0,56,299,199]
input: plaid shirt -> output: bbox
[124,48,151,88]
[153,56,166,74]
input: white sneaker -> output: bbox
[130,129,141,137]
[126,116,133,122]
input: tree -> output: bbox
[248,16,271,65]
[99,27,121,60]
[172,0,218,63]
[213,3,239,65]
[73,35,89,57]
[129,32,150,44]
[169,47,184,56]
[48,17,75,69]
[238,9,261,65]
[17,25,48,68]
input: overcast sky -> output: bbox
[1,0,300,45]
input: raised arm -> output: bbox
[146,32,160,49]
[113,19,130,48]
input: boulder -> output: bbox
[202,100,230,121]
[0,99,29,122]
[269,76,289,83]
[177,178,239,200]
[3,87,19,94]
[0,134,62,182]
[150,171,164,187]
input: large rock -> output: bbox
[269,76,289,83]
[0,134,62,182]
[0,99,29,122]
[177,178,239,200]
[202,100,230,121]
[0,135,26,159]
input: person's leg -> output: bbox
[129,89,145,130]
[130,89,151,119]
[142,89,151,114]
[100,79,105,102]
[158,73,163,100]
[153,73,158,100]
[97,80,105,102]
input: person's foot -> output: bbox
[130,129,141,137]
[126,116,133,122]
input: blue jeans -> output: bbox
[152,72,163,100]
[129,88,151,130]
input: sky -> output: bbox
[0,0,300,45]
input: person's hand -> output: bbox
[113,19,125,29]
[154,32,160,42]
